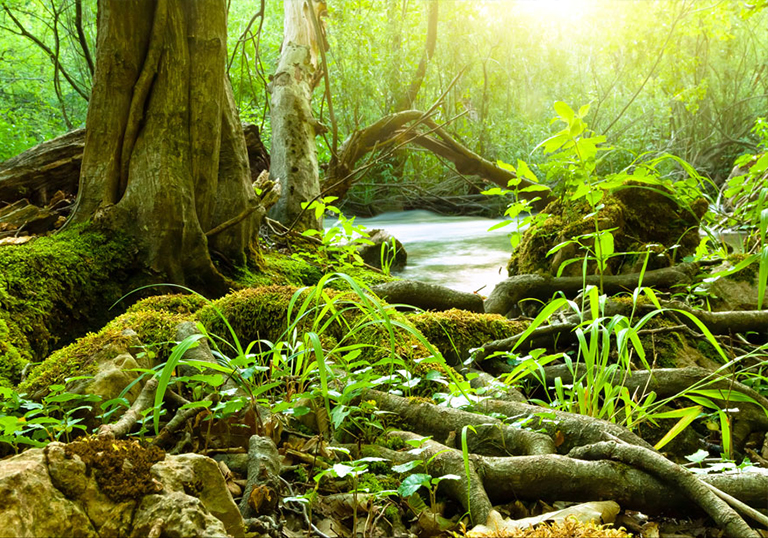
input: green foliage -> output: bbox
[0,383,101,451]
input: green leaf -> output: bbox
[431,474,460,485]
[685,449,709,463]
[554,101,575,123]
[578,104,591,118]
[496,159,516,172]
[332,463,356,478]
[392,461,422,473]
[179,400,212,410]
[516,160,538,182]
[653,405,702,450]
[750,152,768,174]
[397,473,431,497]
[487,220,513,232]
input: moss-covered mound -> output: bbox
[196,284,455,382]
[0,227,135,385]
[508,186,707,276]
[0,318,25,388]
[409,309,528,365]
[126,293,208,316]
[19,308,190,397]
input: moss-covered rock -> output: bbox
[19,309,190,397]
[409,309,528,365]
[196,284,456,386]
[0,226,136,368]
[0,318,26,388]
[508,186,707,276]
[126,293,208,316]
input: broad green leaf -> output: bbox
[397,473,432,497]
[392,461,422,473]
[517,160,538,182]
[554,101,575,123]
[496,159,516,172]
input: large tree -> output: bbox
[69,0,262,294]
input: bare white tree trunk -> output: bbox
[268,0,325,231]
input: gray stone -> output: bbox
[0,445,245,538]
[356,229,407,271]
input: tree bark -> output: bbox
[69,0,261,294]
[268,0,326,232]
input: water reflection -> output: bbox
[325,210,518,294]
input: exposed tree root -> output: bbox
[364,389,555,456]
[539,365,768,451]
[484,264,698,317]
[97,376,158,439]
[371,280,484,313]
[569,441,759,538]
[474,399,654,453]
[366,431,767,534]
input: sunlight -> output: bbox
[513,0,595,21]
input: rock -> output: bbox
[703,260,768,311]
[130,492,229,538]
[0,449,97,538]
[0,443,246,538]
[356,229,407,271]
[507,187,707,277]
[152,453,246,538]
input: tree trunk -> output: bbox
[69,0,260,294]
[268,0,325,232]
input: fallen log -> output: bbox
[484,263,699,317]
[0,129,84,206]
[0,124,270,206]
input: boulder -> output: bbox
[0,441,245,538]
[356,229,407,271]
[702,260,768,311]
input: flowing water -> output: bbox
[325,210,517,294]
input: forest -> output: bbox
[0,0,768,537]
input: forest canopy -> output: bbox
[2,0,766,195]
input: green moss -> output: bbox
[0,318,26,388]
[18,328,128,396]
[375,435,406,451]
[359,473,399,492]
[409,309,528,365]
[235,251,324,287]
[508,185,706,276]
[18,309,189,397]
[126,293,208,316]
[0,226,135,364]
[197,285,310,346]
[106,309,190,362]
[197,284,456,388]
[724,254,759,283]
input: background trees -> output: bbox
[2,0,767,214]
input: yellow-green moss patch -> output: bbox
[409,309,528,365]
[126,293,208,316]
[508,186,706,276]
[0,226,135,364]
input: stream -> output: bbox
[325,210,517,294]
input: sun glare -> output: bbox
[513,0,595,21]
